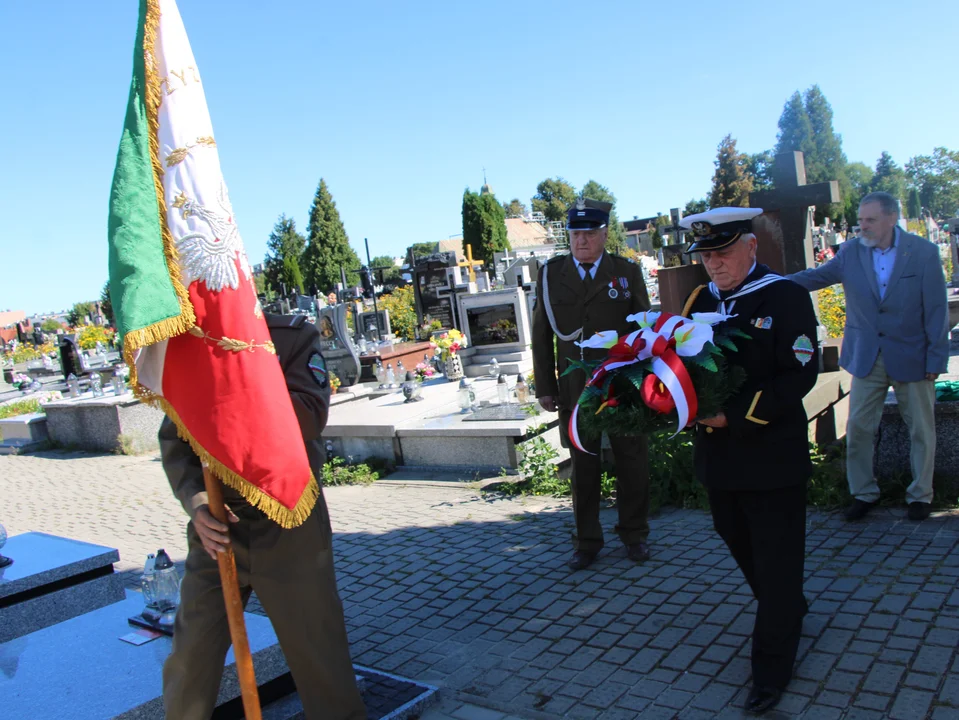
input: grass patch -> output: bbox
[0,399,43,420]
[322,456,393,486]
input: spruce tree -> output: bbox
[709,135,753,209]
[871,151,906,204]
[264,214,306,295]
[462,189,510,269]
[301,179,361,294]
[580,180,627,255]
[803,85,848,222]
[503,198,528,217]
[774,92,815,160]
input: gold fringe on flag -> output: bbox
[157,395,319,529]
[123,0,196,374]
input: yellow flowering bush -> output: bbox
[377,285,417,341]
[818,286,846,338]
[77,325,114,350]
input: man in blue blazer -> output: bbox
[789,192,949,521]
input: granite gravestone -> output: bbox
[466,303,520,347]
[58,334,88,379]
[413,253,458,330]
[315,305,361,387]
[0,532,124,643]
[357,309,391,342]
[749,151,841,275]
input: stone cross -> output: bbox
[749,151,841,274]
[457,243,485,283]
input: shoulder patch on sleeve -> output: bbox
[308,352,328,388]
[792,335,815,365]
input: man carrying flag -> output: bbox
[107,1,364,717]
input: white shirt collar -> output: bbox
[573,252,604,277]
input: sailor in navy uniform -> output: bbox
[681,207,819,716]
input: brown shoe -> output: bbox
[567,550,597,571]
[625,541,651,562]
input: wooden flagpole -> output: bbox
[202,467,262,720]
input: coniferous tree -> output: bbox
[870,151,906,204]
[301,179,361,294]
[803,85,849,221]
[709,135,753,209]
[264,214,306,295]
[462,189,510,269]
[580,179,627,255]
[907,188,922,219]
[531,178,578,222]
[774,92,815,160]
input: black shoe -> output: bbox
[844,499,877,521]
[625,541,651,563]
[745,685,782,715]
[567,551,597,571]
[908,502,932,521]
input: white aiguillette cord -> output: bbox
[541,263,585,357]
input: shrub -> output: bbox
[77,325,114,350]
[818,286,845,339]
[377,285,417,341]
[322,456,391,486]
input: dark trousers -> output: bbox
[707,483,807,690]
[560,409,651,552]
[163,494,366,720]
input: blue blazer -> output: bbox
[788,229,949,382]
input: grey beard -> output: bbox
[860,235,880,248]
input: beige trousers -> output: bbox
[846,353,937,505]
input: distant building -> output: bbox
[623,216,660,254]
[0,310,26,328]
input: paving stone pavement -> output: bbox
[5,450,959,719]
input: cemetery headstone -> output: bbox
[413,252,458,329]
[357,309,391,341]
[749,151,841,275]
[57,335,87,379]
[315,305,361,387]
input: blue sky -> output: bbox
[1,0,955,315]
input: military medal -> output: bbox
[608,287,618,299]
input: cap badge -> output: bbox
[690,221,713,237]
[575,197,587,211]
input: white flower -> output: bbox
[626,311,661,328]
[576,330,619,349]
[672,322,714,357]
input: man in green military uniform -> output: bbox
[531,197,653,570]
[681,207,818,715]
[159,313,366,720]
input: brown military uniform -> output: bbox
[531,252,653,552]
[159,313,365,720]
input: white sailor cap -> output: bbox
[681,207,763,253]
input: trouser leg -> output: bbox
[893,377,937,505]
[560,409,604,552]
[609,433,650,545]
[249,495,366,720]
[742,485,807,690]
[163,522,253,720]
[707,486,758,596]
[845,357,889,503]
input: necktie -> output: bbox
[581,262,594,290]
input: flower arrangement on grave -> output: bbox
[329,372,341,394]
[413,362,436,382]
[565,311,749,451]
[432,329,467,361]
[11,372,33,391]
[487,318,519,344]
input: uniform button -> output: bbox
[706,427,714,434]
[879,333,884,338]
